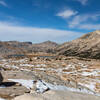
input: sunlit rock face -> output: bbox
[56,30,100,59]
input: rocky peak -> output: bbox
[40,41,58,45]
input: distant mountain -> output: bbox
[0,40,58,56]
[56,30,100,59]
[31,41,58,53]
[0,41,27,56]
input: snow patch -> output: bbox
[79,82,96,91]
[36,64,46,67]
[8,79,99,96]
[82,71,99,76]
[8,79,33,89]
[20,64,34,67]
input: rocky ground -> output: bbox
[0,54,100,99]
[13,90,100,100]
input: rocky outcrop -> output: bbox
[56,30,100,59]
[13,90,100,100]
[0,72,3,84]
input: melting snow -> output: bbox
[8,79,99,95]
[79,82,96,91]
[8,79,33,89]
[36,64,46,67]
[82,71,99,76]
[35,68,46,71]
[36,80,49,93]
[20,64,34,67]
[20,68,30,71]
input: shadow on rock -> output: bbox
[1,82,16,87]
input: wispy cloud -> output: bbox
[56,8,100,30]
[0,21,83,43]
[56,9,78,19]
[0,0,8,7]
[78,24,100,30]
[76,0,88,5]
[68,13,100,30]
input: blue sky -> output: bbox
[0,0,100,43]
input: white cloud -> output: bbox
[56,7,100,31]
[56,9,78,19]
[0,21,83,43]
[68,13,100,30]
[69,15,84,28]
[0,0,8,7]
[78,24,100,30]
[68,15,90,28]
[76,0,88,5]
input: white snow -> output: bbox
[8,79,49,93]
[20,68,30,71]
[5,65,19,69]
[36,64,46,67]
[8,79,33,89]
[79,82,96,91]
[20,64,34,67]
[35,68,46,71]
[8,79,98,95]
[11,65,19,69]
[82,71,99,76]
[36,80,49,93]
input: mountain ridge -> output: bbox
[0,40,58,56]
[56,30,100,59]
